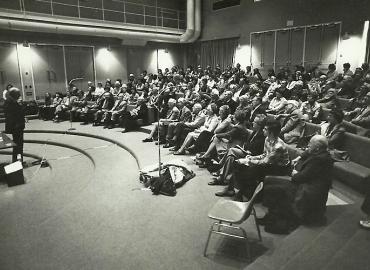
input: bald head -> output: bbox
[308,135,328,153]
[8,87,21,100]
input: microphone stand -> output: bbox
[67,96,75,131]
[153,103,162,179]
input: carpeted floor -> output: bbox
[0,120,366,270]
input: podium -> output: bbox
[4,161,25,187]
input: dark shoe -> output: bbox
[208,178,227,186]
[80,122,88,125]
[103,125,108,129]
[169,146,179,152]
[142,138,153,142]
[121,129,127,133]
[163,143,172,148]
[215,189,235,197]
[107,125,114,129]
[173,150,185,155]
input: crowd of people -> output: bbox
[3,61,370,233]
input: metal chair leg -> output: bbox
[204,225,214,257]
[239,227,251,262]
[253,208,262,241]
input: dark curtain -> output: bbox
[186,37,239,69]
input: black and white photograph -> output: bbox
[0,0,370,269]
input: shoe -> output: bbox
[107,125,114,129]
[359,220,370,230]
[121,129,127,133]
[233,190,245,202]
[215,189,235,197]
[211,172,220,177]
[103,126,108,129]
[142,138,153,142]
[208,178,227,186]
[163,143,172,148]
[169,146,179,151]
[173,151,185,155]
[80,122,88,125]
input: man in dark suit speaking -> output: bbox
[4,87,25,162]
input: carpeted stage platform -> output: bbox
[0,120,369,270]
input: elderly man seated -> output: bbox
[102,92,127,129]
[53,90,78,122]
[260,135,333,234]
[142,98,179,142]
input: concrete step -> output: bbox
[322,226,370,270]
[280,205,360,270]
[246,204,351,270]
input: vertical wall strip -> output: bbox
[15,43,25,98]
[62,45,68,90]
[92,46,97,86]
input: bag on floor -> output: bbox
[149,168,176,196]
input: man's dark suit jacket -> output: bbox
[292,150,333,217]
[4,99,25,134]
[243,129,265,156]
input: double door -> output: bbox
[0,43,22,94]
[251,22,341,75]
[31,44,66,99]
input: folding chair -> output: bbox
[204,182,264,260]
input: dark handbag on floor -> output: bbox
[150,168,177,196]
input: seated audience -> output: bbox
[173,103,219,155]
[120,96,148,132]
[214,119,291,198]
[300,93,322,124]
[54,90,78,122]
[169,103,206,151]
[350,92,370,129]
[39,92,52,120]
[142,98,179,142]
[320,109,346,150]
[102,93,127,129]
[261,135,333,234]
[92,92,115,126]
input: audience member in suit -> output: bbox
[4,87,25,162]
[142,98,179,142]
[185,104,231,154]
[54,90,78,122]
[196,110,249,166]
[351,92,370,129]
[170,103,206,151]
[208,114,266,198]
[173,103,220,155]
[215,119,291,198]
[320,109,346,150]
[163,98,192,148]
[91,92,114,126]
[103,92,127,129]
[120,96,148,132]
[260,135,333,234]
[249,96,267,125]
[222,90,238,114]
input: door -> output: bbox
[261,31,275,77]
[0,43,21,93]
[304,25,322,70]
[290,27,305,69]
[31,45,66,99]
[251,33,263,71]
[65,46,95,92]
[320,23,340,69]
[275,30,290,72]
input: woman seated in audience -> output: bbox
[320,108,346,150]
[299,92,322,124]
[317,88,340,110]
[350,91,370,129]
[196,110,248,167]
[39,92,52,120]
[120,96,148,133]
[266,89,287,114]
[214,119,291,198]
[209,114,266,187]
[173,103,220,155]
[280,108,305,144]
